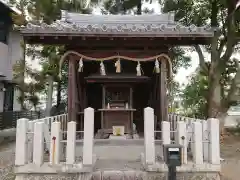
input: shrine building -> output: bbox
[20,10,214,138]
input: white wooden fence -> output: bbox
[168,113,214,162]
[144,109,220,165]
[14,107,220,168]
[27,113,68,153]
[15,108,93,166]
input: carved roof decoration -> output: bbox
[20,10,215,37]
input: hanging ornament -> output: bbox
[136,61,141,76]
[78,57,83,72]
[58,72,62,80]
[100,61,106,76]
[155,58,160,73]
[115,58,121,73]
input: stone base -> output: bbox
[15,155,97,174]
[109,135,127,140]
[15,171,220,180]
[140,153,221,174]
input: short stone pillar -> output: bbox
[49,122,61,165]
[144,107,155,165]
[208,118,220,164]
[83,107,94,165]
[192,122,203,164]
[15,118,29,166]
[27,121,34,163]
[162,121,170,144]
[33,122,44,165]
[202,120,209,161]
[188,119,194,152]
[176,121,187,164]
[66,121,76,164]
[43,118,51,151]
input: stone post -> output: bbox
[144,107,155,165]
[43,118,51,151]
[83,107,94,165]
[15,118,28,166]
[33,122,44,165]
[208,118,220,164]
[162,121,170,144]
[66,121,76,164]
[49,122,61,164]
[27,121,34,163]
[176,121,187,164]
[202,120,209,161]
[192,122,203,164]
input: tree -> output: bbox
[10,0,29,109]
[181,68,208,119]
[161,0,240,118]
[23,0,96,114]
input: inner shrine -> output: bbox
[21,10,214,139]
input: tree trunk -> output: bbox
[207,70,222,117]
[45,76,54,117]
[19,41,26,110]
[56,81,61,107]
[207,1,221,118]
[137,0,141,15]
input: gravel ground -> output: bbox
[0,142,15,180]
[220,135,240,180]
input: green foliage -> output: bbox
[9,0,94,109]
[162,0,240,117]
[168,47,191,74]
[181,69,208,119]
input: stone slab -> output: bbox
[109,135,127,140]
[15,155,97,174]
[140,153,221,172]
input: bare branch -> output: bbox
[194,45,208,73]
[218,37,227,55]
[227,65,240,103]
[220,1,237,62]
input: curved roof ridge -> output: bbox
[60,10,175,24]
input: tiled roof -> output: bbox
[21,10,215,37]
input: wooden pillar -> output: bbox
[159,59,168,122]
[68,57,77,122]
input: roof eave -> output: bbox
[0,0,21,15]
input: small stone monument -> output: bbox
[113,126,125,136]
[224,105,240,128]
[109,126,126,139]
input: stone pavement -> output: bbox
[0,141,239,180]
